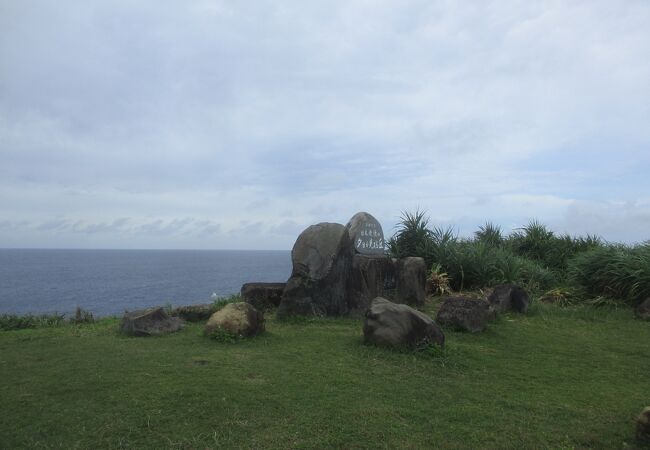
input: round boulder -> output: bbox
[363,297,444,348]
[436,296,489,333]
[290,222,346,280]
[205,302,265,337]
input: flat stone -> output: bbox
[171,303,214,322]
[120,307,183,336]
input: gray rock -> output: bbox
[241,282,286,311]
[436,296,489,332]
[120,307,183,336]
[363,297,444,348]
[637,406,650,446]
[290,222,346,280]
[395,257,427,306]
[488,284,530,314]
[635,298,650,320]
[205,302,265,337]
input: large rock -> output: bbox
[120,307,183,336]
[290,223,346,280]
[436,296,489,332]
[395,257,426,306]
[637,407,650,446]
[241,282,286,311]
[488,284,530,314]
[363,297,445,348]
[205,302,265,337]
[277,222,350,318]
[635,298,650,320]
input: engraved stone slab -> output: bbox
[346,212,385,255]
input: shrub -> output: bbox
[475,222,503,247]
[387,209,433,259]
[0,313,66,331]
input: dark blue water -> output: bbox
[0,249,291,316]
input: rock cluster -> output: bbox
[277,212,427,318]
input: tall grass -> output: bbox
[569,243,650,306]
[388,211,646,306]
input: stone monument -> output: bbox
[276,212,427,318]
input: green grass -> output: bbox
[1,302,649,449]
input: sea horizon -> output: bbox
[0,248,292,317]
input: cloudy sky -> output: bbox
[1,1,649,250]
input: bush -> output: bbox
[387,209,433,259]
[569,243,650,307]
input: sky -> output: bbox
[1,0,649,250]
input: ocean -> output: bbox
[0,249,292,317]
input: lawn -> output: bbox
[0,301,648,449]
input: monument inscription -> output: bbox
[349,212,385,255]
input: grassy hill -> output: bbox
[1,299,648,449]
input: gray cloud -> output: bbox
[1,1,649,248]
